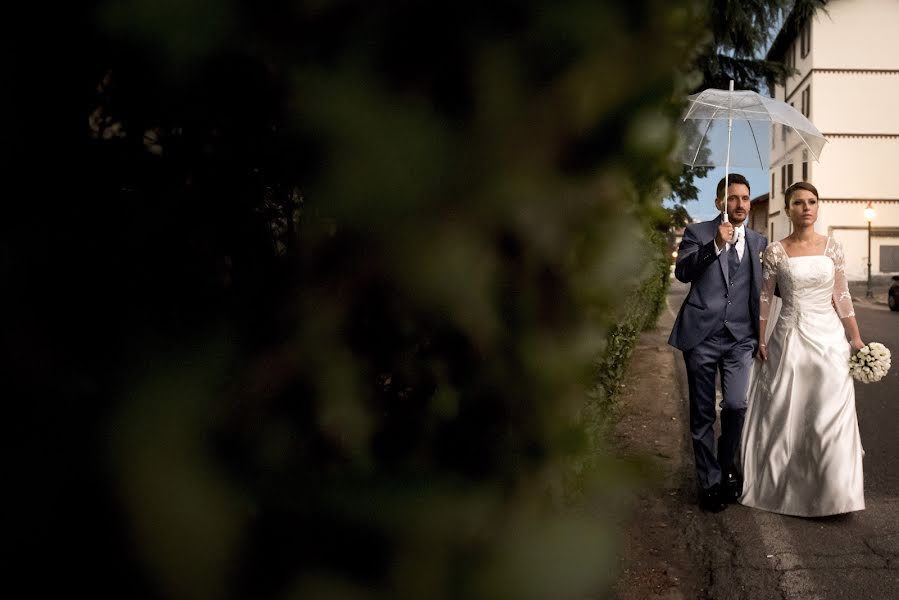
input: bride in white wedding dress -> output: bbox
[739,182,866,517]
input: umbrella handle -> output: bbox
[722,80,734,224]
[721,167,729,223]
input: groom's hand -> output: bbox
[715,222,735,251]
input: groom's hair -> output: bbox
[784,181,819,207]
[716,173,750,200]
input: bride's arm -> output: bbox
[757,244,778,361]
[840,315,864,352]
[831,239,865,351]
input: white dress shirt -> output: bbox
[730,225,745,261]
[716,225,746,261]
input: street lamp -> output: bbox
[864,202,876,298]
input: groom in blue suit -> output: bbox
[669,174,767,512]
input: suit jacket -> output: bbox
[668,216,767,351]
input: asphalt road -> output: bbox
[854,305,899,497]
[668,277,899,599]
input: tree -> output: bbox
[697,0,793,92]
[668,203,694,230]
[666,0,806,212]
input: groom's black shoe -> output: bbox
[699,484,726,513]
[723,472,743,504]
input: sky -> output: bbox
[687,166,771,222]
[679,10,785,223]
[674,85,776,222]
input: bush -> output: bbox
[579,224,671,460]
[8,2,703,599]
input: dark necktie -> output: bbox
[728,241,740,278]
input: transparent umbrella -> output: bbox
[679,80,827,221]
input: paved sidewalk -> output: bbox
[849,277,892,309]
[608,303,706,599]
[610,279,899,599]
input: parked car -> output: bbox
[890,276,899,312]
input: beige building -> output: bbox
[766,0,899,280]
[748,193,769,237]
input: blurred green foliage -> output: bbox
[8,1,708,598]
[583,227,671,449]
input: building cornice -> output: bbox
[785,70,813,102]
[821,198,899,204]
[784,69,899,102]
[815,69,899,75]
[823,133,899,139]
[768,134,899,165]
[828,225,899,238]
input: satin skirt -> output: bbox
[739,305,865,517]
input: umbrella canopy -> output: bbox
[680,85,827,170]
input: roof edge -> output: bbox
[766,0,829,62]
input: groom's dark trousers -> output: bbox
[669,216,765,491]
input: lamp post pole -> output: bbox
[864,202,876,299]
[867,218,873,298]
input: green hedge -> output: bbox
[9,2,704,599]
[596,227,671,406]
[574,225,671,481]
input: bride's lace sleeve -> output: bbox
[827,238,855,318]
[759,243,780,321]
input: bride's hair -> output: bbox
[784,181,819,207]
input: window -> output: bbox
[800,23,811,58]
[770,223,774,243]
[801,86,811,117]
[781,164,794,192]
[771,173,776,197]
[802,161,808,181]
[786,43,795,69]
[882,246,899,272]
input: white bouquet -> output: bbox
[849,342,892,383]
